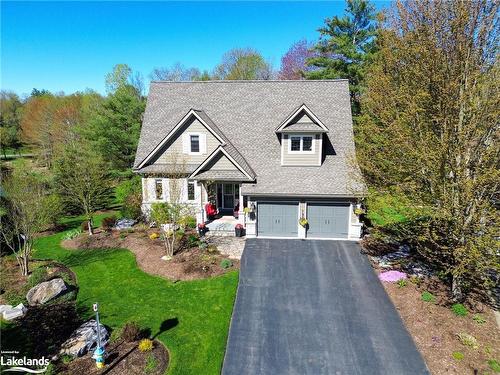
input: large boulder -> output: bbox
[26,278,67,306]
[1,303,27,320]
[60,320,109,357]
[114,218,136,230]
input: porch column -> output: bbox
[196,181,205,225]
[238,183,244,225]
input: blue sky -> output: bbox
[1,1,388,96]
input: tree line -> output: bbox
[1,0,498,303]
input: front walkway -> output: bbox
[222,239,429,375]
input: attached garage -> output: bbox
[257,202,299,237]
[306,203,350,239]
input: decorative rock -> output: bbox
[60,320,109,357]
[114,218,136,230]
[379,270,407,283]
[161,255,172,261]
[2,303,27,320]
[26,278,67,306]
[0,304,13,315]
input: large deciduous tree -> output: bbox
[278,40,317,80]
[150,62,203,81]
[0,161,61,275]
[356,0,499,301]
[54,142,113,235]
[21,93,83,167]
[0,91,23,156]
[306,0,377,115]
[213,48,273,80]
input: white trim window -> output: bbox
[182,132,206,155]
[288,135,314,153]
[187,181,196,201]
[155,179,164,200]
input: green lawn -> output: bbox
[28,214,238,374]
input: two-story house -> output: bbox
[133,80,365,239]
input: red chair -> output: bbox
[205,203,217,220]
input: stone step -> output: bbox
[205,230,235,237]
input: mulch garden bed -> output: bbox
[57,339,168,375]
[62,228,239,281]
[366,249,500,375]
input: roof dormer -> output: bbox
[278,104,327,167]
[275,104,329,134]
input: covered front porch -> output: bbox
[193,180,248,232]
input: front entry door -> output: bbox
[223,183,234,209]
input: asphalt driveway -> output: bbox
[222,239,429,375]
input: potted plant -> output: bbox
[299,217,308,227]
[234,223,244,237]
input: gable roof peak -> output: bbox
[276,103,329,133]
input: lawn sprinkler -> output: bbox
[92,302,105,368]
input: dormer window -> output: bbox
[289,135,314,153]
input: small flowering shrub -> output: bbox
[138,338,154,352]
[149,232,159,240]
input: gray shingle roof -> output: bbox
[134,80,366,197]
[193,169,248,181]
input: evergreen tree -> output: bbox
[306,0,377,115]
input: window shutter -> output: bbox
[200,134,207,153]
[182,133,189,154]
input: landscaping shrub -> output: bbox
[488,359,500,372]
[187,234,199,248]
[397,279,407,288]
[456,333,478,349]
[138,338,154,352]
[116,176,143,219]
[421,291,436,303]
[452,351,464,361]
[62,228,82,240]
[101,216,116,232]
[472,314,486,324]
[451,303,468,317]
[149,232,159,240]
[122,192,142,219]
[220,259,232,269]
[121,321,141,342]
[182,216,197,229]
[206,245,219,254]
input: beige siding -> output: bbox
[154,117,221,165]
[204,153,238,171]
[282,134,321,166]
[294,112,312,123]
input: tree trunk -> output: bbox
[88,219,93,235]
[452,274,464,303]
